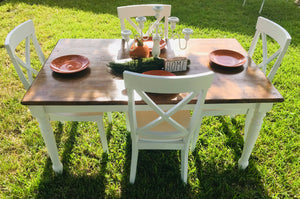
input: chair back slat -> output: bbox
[124,71,214,141]
[117,4,171,39]
[248,17,291,81]
[5,20,45,90]
[124,70,214,183]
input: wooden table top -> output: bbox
[21,38,284,106]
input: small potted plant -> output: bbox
[129,36,150,59]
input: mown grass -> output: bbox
[0,0,299,198]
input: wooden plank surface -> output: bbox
[21,38,284,105]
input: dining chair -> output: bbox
[117,4,171,39]
[242,0,266,14]
[248,16,291,82]
[117,4,171,130]
[242,0,289,14]
[222,16,291,146]
[4,20,111,152]
[124,70,214,184]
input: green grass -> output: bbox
[0,0,299,198]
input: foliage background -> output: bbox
[0,0,299,198]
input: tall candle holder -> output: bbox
[168,16,193,50]
[121,17,148,52]
[121,29,132,50]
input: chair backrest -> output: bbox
[124,71,214,143]
[5,20,45,90]
[248,17,291,82]
[117,4,171,39]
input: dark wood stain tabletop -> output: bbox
[21,39,284,105]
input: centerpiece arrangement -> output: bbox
[108,5,193,74]
[129,36,150,59]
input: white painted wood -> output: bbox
[248,17,291,81]
[124,71,214,184]
[28,100,272,173]
[238,103,273,169]
[30,106,63,173]
[5,20,44,90]
[117,4,171,39]
[5,21,111,165]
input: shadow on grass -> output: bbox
[35,121,111,198]
[119,133,192,199]
[34,117,270,198]
[192,152,271,199]
[118,116,271,198]
[192,116,271,198]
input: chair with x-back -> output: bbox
[227,16,292,144]
[248,17,291,82]
[5,20,111,152]
[117,4,171,39]
[124,70,214,184]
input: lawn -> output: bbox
[0,0,299,198]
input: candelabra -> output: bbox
[168,16,193,50]
[120,5,193,57]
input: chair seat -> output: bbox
[137,110,191,132]
[136,110,191,141]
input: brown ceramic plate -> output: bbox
[50,55,90,73]
[132,36,166,51]
[209,49,246,67]
[142,70,175,76]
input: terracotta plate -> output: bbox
[209,49,246,67]
[132,36,166,51]
[50,55,90,73]
[142,70,175,76]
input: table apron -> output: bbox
[28,103,273,116]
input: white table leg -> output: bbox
[29,106,63,173]
[238,103,273,169]
[244,108,255,142]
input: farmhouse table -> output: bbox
[21,38,283,173]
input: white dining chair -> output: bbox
[124,70,214,184]
[117,4,171,130]
[248,17,291,82]
[243,0,289,14]
[4,20,111,152]
[117,4,171,39]
[222,16,291,145]
[243,0,266,14]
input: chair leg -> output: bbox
[96,116,108,153]
[107,112,113,123]
[130,142,139,184]
[190,129,199,152]
[259,0,266,14]
[242,0,246,6]
[244,108,255,142]
[190,116,204,152]
[181,146,189,184]
[125,112,131,131]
